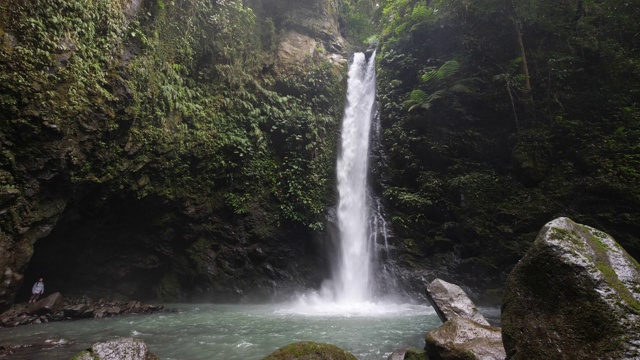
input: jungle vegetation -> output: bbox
[0,0,638,301]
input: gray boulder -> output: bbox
[423,279,505,360]
[426,278,489,326]
[71,337,159,360]
[425,316,505,360]
[502,217,640,359]
[26,292,64,316]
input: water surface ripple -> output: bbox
[0,303,439,359]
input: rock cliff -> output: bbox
[0,0,349,311]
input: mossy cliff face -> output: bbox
[0,0,348,310]
[501,217,640,359]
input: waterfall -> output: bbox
[288,51,409,314]
[333,51,377,303]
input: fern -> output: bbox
[421,60,460,83]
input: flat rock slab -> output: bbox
[425,316,505,360]
[25,292,64,316]
[426,278,489,326]
[502,217,640,360]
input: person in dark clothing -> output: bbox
[29,278,44,303]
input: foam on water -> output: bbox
[276,292,434,318]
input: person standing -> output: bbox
[29,278,44,304]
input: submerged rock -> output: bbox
[502,217,640,359]
[71,337,158,360]
[425,278,489,326]
[263,341,357,360]
[425,316,505,360]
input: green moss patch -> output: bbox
[263,341,357,360]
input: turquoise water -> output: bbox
[0,302,440,359]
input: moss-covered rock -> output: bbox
[403,349,429,360]
[263,341,357,360]
[502,217,640,359]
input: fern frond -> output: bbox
[409,89,429,103]
[437,60,460,79]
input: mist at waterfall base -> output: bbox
[0,54,442,359]
[0,304,439,360]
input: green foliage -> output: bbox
[338,0,380,45]
[0,0,346,247]
[377,0,640,288]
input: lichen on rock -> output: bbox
[71,337,159,360]
[502,217,640,359]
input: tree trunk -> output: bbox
[505,0,536,125]
[505,0,531,92]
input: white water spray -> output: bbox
[333,51,377,303]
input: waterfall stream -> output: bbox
[333,51,378,303]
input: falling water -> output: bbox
[333,51,377,303]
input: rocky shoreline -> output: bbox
[0,293,167,328]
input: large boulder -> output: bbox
[25,292,64,316]
[263,341,357,360]
[425,278,489,326]
[502,217,640,359]
[71,337,159,360]
[423,279,505,360]
[425,316,505,360]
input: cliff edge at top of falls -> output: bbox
[251,0,349,74]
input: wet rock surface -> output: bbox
[422,279,505,360]
[71,337,159,360]
[426,278,490,326]
[425,316,505,360]
[501,217,640,360]
[0,294,166,328]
